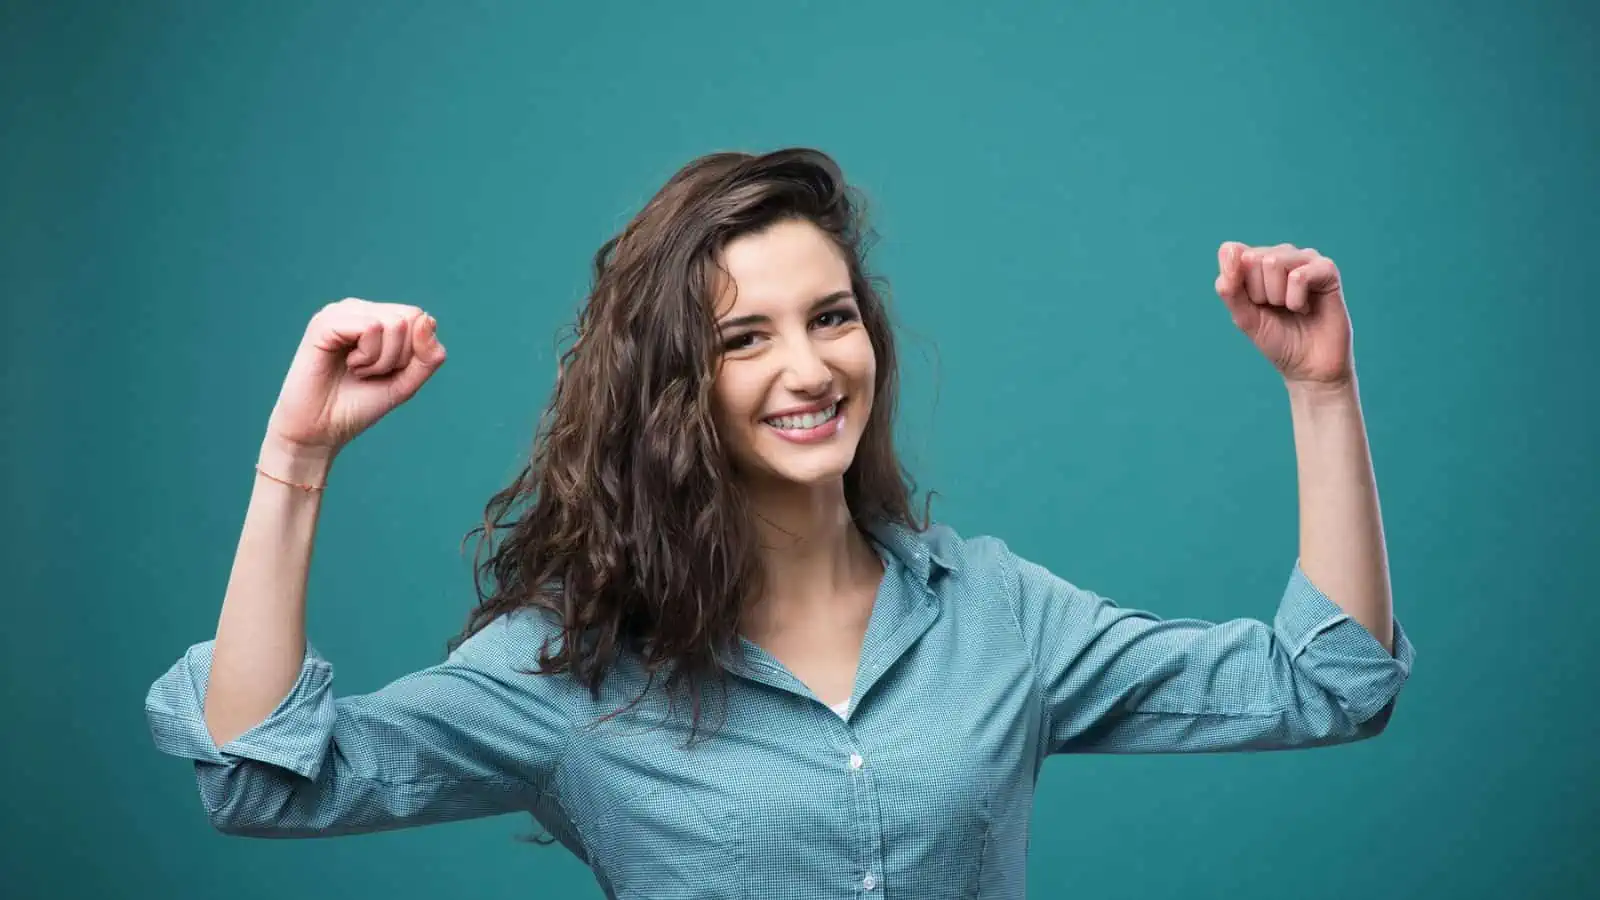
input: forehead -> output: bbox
[713,219,850,318]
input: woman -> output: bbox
[146,148,1413,898]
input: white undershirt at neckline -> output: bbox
[829,698,850,718]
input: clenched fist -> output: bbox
[1214,242,1355,388]
[263,298,447,457]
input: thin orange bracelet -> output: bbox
[255,463,326,493]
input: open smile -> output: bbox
[762,397,847,444]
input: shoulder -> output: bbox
[450,604,662,719]
[454,604,566,660]
[909,520,1084,607]
[917,520,1023,574]
[883,520,1031,599]
[447,606,595,701]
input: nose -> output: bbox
[779,335,834,396]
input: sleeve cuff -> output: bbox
[1273,562,1415,722]
[144,639,337,780]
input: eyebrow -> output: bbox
[716,290,856,330]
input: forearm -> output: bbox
[1287,375,1396,653]
[204,437,334,746]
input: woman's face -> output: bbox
[710,219,876,490]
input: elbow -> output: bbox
[200,789,275,838]
[1337,659,1410,744]
[1302,691,1403,749]
[1349,696,1400,742]
[203,798,272,838]
[195,763,304,838]
[1271,677,1407,750]
[206,806,264,837]
[203,795,317,839]
[1284,633,1412,748]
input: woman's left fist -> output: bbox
[1214,241,1355,387]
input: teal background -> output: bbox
[4,1,1595,897]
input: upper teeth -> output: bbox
[768,403,839,430]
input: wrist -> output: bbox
[1285,374,1360,409]
[1285,376,1367,442]
[257,436,336,489]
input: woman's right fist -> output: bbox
[264,298,447,455]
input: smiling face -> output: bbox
[710,218,877,491]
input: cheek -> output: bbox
[711,367,761,438]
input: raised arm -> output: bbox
[1216,241,1394,651]
[201,298,448,749]
[144,300,570,836]
[999,242,1412,757]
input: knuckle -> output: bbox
[377,302,422,321]
[318,297,363,318]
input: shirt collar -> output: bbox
[864,519,959,592]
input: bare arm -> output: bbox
[1288,376,1395,653]
[202,438,334,747]
[1213,242,1397,653]
[148,301,574,836]
[201,298,443,745]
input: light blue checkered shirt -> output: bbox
[145,521,1414,898]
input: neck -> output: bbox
[743,477,881,618]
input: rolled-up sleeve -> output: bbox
[144,610,572,837]
[1001,547,1415,756]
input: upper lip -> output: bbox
[763,396,845,420]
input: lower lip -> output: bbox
[764,406,847,444]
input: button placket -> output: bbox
[838,718,884,897]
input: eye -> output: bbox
[722,332,759,352]
[813,307,859,329]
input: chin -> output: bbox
[765,455,856,487]
[745,436,863,490]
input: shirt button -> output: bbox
[849,753,864,770]
[863,873,877,891]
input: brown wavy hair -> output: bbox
[455,147,926,742]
